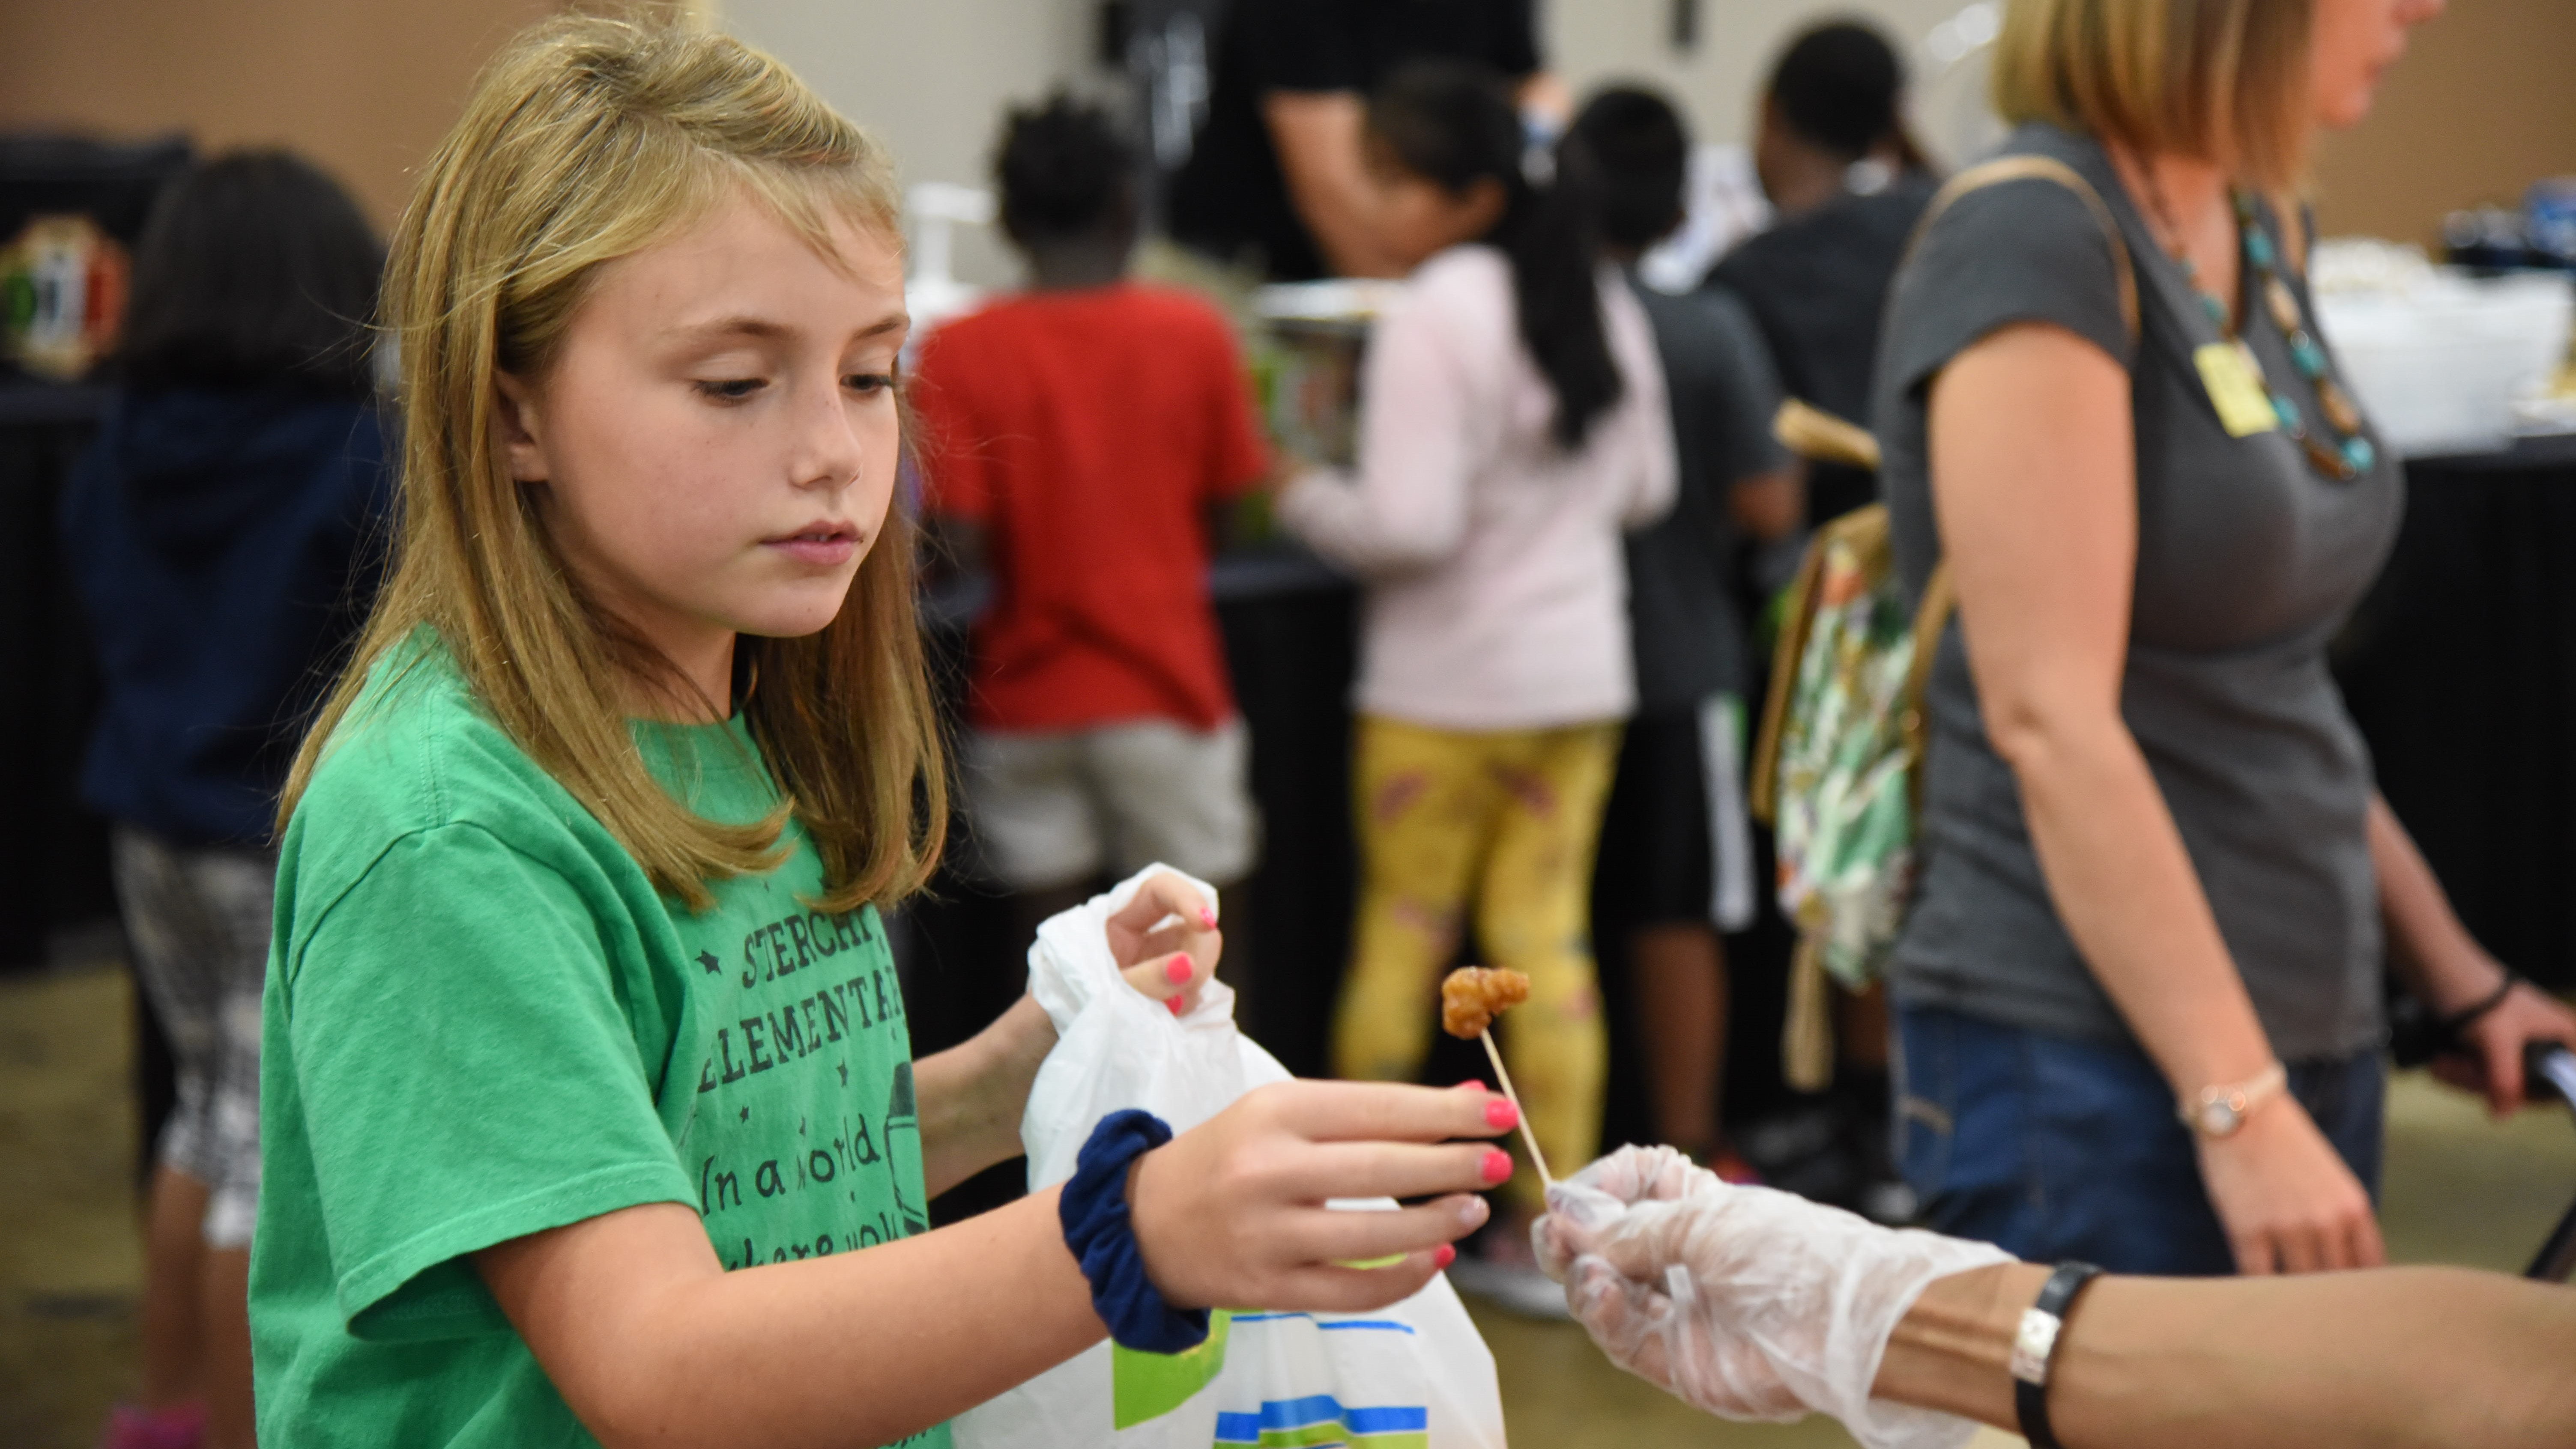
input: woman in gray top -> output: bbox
[1874,0,2575,1277]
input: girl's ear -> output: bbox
[493,371,549,483]
[1460,176,1510,236]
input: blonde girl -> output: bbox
[252,18,1509,1447]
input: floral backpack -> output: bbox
[1748,154,2138,1088]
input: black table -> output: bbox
[0,383,116,970]
[2337,432,2576,992]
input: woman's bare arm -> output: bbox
[2370,795,2576,1114]
[1928,323,2379,1274]
[1878,1262,2576,1448]
[1264,93,1406,279]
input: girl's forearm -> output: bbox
[650,1189,1100,1446]
[511,1190,1102,1449]
[2003,716,2274,1093]
[913,994,1053,1196]
[1879,1264,2576,1449]
[2369,794,2504,1010]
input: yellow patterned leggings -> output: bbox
[1332,715,1622,1211]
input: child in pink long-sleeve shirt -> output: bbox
[1275,60,1674,1313]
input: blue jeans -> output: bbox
[1892,1005,2385,1275]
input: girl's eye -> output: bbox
[845,372,894,395]
[695,378,766,402]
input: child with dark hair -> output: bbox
[1703,18,1941,1219]
[912,95,1270,957]
[1708,17,1939,525]
[1273,60,1675,1313]
[1760,19,1930,196]
[61,147,391,1449]
[1569,85,1798,1187]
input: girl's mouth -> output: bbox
[765,522,858,567]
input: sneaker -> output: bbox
[99,1404,205,1449]
[1444,1252,1575,1320]
[1859,1176,1920,1225]
[1448,1210,1577,1320]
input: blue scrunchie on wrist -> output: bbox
[1060,1108,1210,1354]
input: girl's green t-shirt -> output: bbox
[251,644,949,1448]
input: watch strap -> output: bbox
[2011,1260,2103,1449]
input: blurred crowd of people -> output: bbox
[48,0,2576,1445]
[901,7,1963,1313]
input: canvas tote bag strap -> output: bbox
[1903,153,2142,340]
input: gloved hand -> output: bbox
[1535,1145,2013,1449]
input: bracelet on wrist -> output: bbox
[2439,970,2519,1036]
[2011,1260,2103,1449]
[2179,1060,2287,1139]
[1060,1108,1210,1354]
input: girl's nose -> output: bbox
[790,375,869,491]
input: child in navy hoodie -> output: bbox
[61,149,390,1449]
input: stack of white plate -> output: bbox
[2313,241,2573,458]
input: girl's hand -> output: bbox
[1128,1079,1512,1312]
[1106,870,1222,1017]
[919,871,1222,1192]
[2441,981,2576,1116]
[2195,1096,2384,1275]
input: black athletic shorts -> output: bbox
[1597,705,1717,928]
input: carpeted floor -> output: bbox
[6,960,2572,1448]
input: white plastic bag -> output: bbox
[953,866,1508,1449]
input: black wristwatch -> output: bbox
[2011,1261,2103,1449]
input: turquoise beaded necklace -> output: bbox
[2146,183,2377,481]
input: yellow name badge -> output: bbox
[2195,341,2281,438]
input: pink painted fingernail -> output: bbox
[1165,955,1194,984]
[1485,1098,1519,1130]
[1198,906,1219,929]
[1480,1149,1513,1184]
[1434,1244,1456,1269]
[1167,995,1185,1016]
[1454,1080,1487,1092]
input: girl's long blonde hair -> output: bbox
[281,13,946,913]
[1991,0,2316,189]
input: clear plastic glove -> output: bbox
[1535,1145,2013,1449]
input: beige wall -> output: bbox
[0,0,559,228]
[718,0,1975,287]
[2311,0,2576,247]
[719,0,1101,290]
[2,0,2564,258]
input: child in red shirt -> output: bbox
[912,96,1270,939]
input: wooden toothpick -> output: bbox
[1478,1028,1553,1189]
